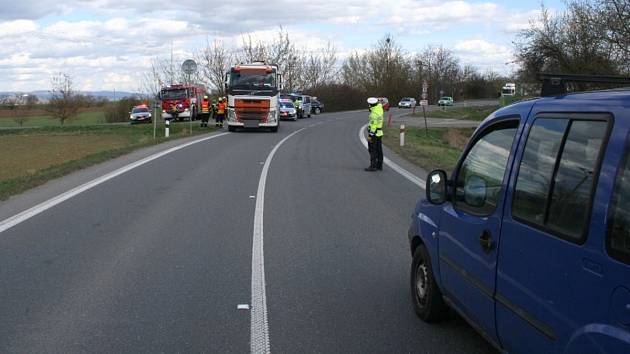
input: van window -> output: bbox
[513,119,568,224]
[513,118,608,242]
[454,121,518,215]
[608,143,630,265]
[546,121,607,239]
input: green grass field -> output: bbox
[382,126,474,172]
[0,122,214,200]
[0,111,107,128]
[414,105,498,121]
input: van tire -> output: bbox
[411,244,447,322]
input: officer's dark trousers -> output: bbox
[216,114,225,126]
[368,136,383,169]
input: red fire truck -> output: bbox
[160,84,207,121]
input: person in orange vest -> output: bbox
[215,97,226,128]
[200,95,210,127]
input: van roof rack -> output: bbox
[538,73,630,97]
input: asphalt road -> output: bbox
[0,110,497,353]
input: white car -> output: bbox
[398,97,417,108]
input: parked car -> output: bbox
[129,104,152,124]
[279,99,297,121]
[398,97,417,108]
[378,97,390,111]
[408,78,630,354]
[437,96,454,106]
[311,98,324,114]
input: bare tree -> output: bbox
[302,41,339,90]
[197,39,233,96]
[515,2,622,81]
[47,72,80,126]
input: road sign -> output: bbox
[181,59,197,75]
[422,80,428,93]
[421,92,428,100]
[420,100,429,106]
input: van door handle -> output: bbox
[479,230,494,253]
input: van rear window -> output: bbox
[513,117,608,242]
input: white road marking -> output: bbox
[0,132,230,234]
[358,124,426,188]
[249,196,256,199]
[250,123,322,354]
[238,304,251,310]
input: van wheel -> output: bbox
[411,244,447,322]
[315,107,321,114]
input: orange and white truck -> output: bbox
[225,62,282,132]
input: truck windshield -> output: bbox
[161,89,187,100]
[229,71,276,90]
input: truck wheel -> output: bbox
[228,126,236,132]
[270,126,278,132]
[411,243,447,322]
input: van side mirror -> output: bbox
[426,170,447,204]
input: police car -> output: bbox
[129,104,152,124]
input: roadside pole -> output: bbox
[387,112,392,128]
[400,124,405,147]
[165,119,170,138]
[153,100,158,140]
[423,105,428,136]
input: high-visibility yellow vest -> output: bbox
[369,103,384,137]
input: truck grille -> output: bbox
[235,99,270,122]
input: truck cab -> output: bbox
[225,62,281,132]
[408,84,630,354]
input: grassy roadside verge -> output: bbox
[0,111,106,128]
[0,122,215,201]
[413,105,498,121]
[382,126,474,172]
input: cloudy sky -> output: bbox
[0,0,565,92]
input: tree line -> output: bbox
[138,28,511,112]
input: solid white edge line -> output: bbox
[0,132,230,234]
[251,123,322,354]
[359,123,426,188]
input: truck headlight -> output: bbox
[267,109,277,123]
[228,108,237,122]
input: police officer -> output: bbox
[365,97,384,171]
[294,96,303,118]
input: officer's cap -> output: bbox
[367,97,378,105]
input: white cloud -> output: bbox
[453,39,515,71]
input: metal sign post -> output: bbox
[182,59,198,135]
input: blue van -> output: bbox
[408,77,630,354]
